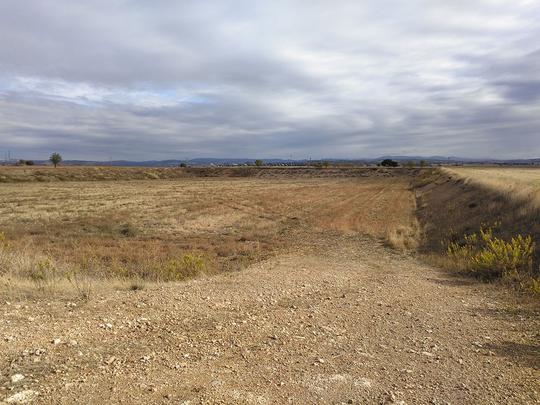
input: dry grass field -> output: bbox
[1,167,538,404]
[443,166,540,209]
[0,174,416,297]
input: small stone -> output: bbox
[317,358,325,364]
[10,374,25,383]
[4,389,39,403]
[354,378,372,388]
[52,338,61,345]
[472,341,483,348]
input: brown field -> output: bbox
[0,174,415,295]
[0,165,402,183]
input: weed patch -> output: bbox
[387,222,420,251]
[446,226,538,289]
[156,253,208,281]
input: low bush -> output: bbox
[118,222,138,237]
[447,226,535,281]
[157,253,207,281]
[387,223,420,251]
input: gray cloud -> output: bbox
[0,0,539,160]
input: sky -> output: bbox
[0,0,539,161]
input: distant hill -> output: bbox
[15,156,540,167]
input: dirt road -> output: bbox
[1,233,538,404]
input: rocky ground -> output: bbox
[1,233,538,404]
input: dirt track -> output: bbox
[1,233,538,404]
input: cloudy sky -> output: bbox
[1,0,539,160]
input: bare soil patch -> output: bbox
[1,234,538,404]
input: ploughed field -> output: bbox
[0,168,538,404]
[0,175,415,286]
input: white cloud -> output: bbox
[0,0,539,159]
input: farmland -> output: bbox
[0,167,538,404]
[0,173,415,290]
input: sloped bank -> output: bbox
[414,169,540,291]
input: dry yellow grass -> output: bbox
[418,167,540,293]
[0,175,416,297]
[443,166,540,210]
[386,220,420,251]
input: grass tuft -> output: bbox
[387,222,420,251]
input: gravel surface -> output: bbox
[1,234,539,404]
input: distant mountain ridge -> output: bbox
[15,156,540,167]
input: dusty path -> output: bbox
[1,233,538,404]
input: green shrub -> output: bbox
[380,159,399,167]
[158,253,206,281]
[447,227,534,280]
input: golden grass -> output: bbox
[443,167,540,210]
[0,176,416,297]
[418,167,540,294]
[386,221,420,251]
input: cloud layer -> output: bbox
[1,0,539,160]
